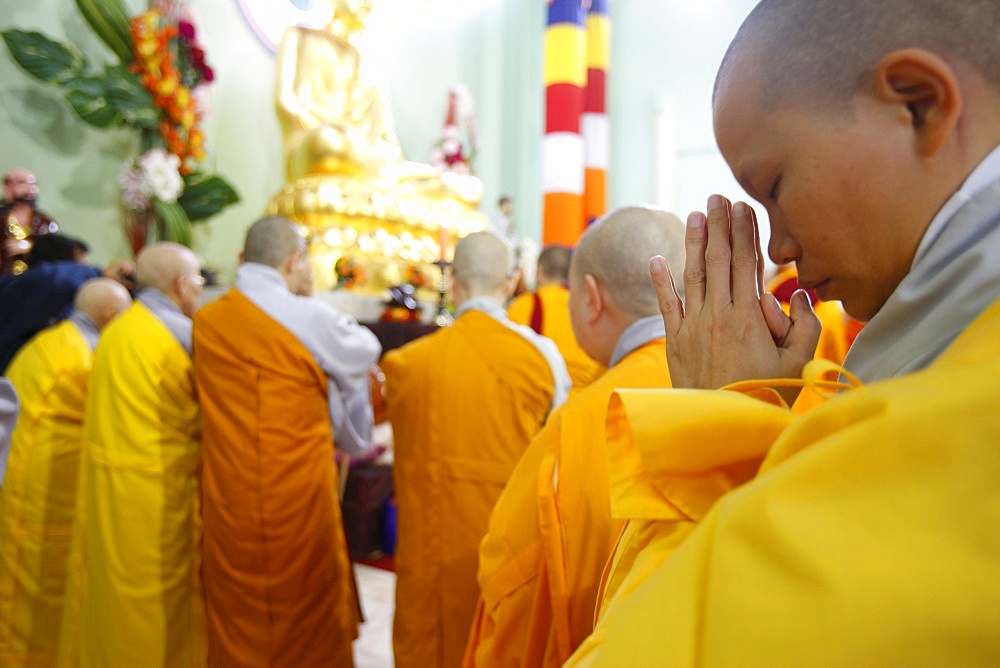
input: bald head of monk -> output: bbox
[241,216,312,295]
[712,0,1000,321]
[135,242,204,318]
[536,245,572,286]
[450,231,516,307]
[569,206,685,366]
[74,278,133,330]
[717,0,1000,114]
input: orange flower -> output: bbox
[128,8,216,172]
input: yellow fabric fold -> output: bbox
[570,296,1000,666]
[58,302,204,667]
[606,388,788,522]
[0,321,92,665]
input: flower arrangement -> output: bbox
[430,84,480,176]
[335,256,367,290]
[120,148,183,210]
[404,263,431,291]
[1,0,238,251]
[129,8,212,172]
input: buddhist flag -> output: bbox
[543,0,609,246]
[584,0,608,226]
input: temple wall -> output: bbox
[1,0,761,280]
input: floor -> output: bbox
[353,563,396,668]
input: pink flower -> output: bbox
[178,19,195,41]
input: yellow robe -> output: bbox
[767,266,857,413]
[382,309,557,668]
[0,320,92,665]
[58,303,203,667]
[192,288,359,666]
[463,340,675,667]
[508,284,603,390]
[568,297,1000,666]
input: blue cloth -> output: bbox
[0,262,101,373]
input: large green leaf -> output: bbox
[2,30,85,84]
[63,76,121,127]
[74,0,133,63]
[104,65,159,129]
[153,199,192,247]
[178,172,241,222]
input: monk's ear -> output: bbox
[873,48,962,156]
[583,273,603,324]
[503,268,521,299]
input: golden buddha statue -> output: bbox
[268,0,486,293]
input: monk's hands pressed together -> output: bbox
[650,194,821,403]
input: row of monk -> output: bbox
[3,0,1000,664]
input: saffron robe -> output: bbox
[567,297,1000,666]
[767,265,855,413]
[0,320,92,664]
[383,309,559,668]
[192,288,359,666]
[463,339,676,667]
[58,302,203,667]
[508,284,603,390]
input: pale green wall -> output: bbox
[1,0,761,278]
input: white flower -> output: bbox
[119,148,185,210]
[139,148,184,202]
[119,163,150,211]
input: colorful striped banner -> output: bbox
[584,0,609,226]
[543,0,587,246]
[543,0,609,246]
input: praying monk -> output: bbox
[382,231,570,668]
[507,244,603,391]
[193,216,381,665]
[58,242,206,666]
[568,0,1000,663]
[0,279,131,665]
[462,206,765,667]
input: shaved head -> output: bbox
[537,245,572,284]
[135,242,201,293]
[718,0,1000,113]
[243,216,305,267]
[451,231,512,296]
[572,206,685,319]
[74,278,132,329]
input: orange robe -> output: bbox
[463,338,670,667]
[382,309,558,668]
[508,284,603,390]
[0,320,91,664]
[192,288,359,666]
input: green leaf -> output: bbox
[104,65,159,129]
[74,0,133,63]
[153,199,192,247]
[63,76,121,127]
[178,172,241,222]
[2,30,85,84]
